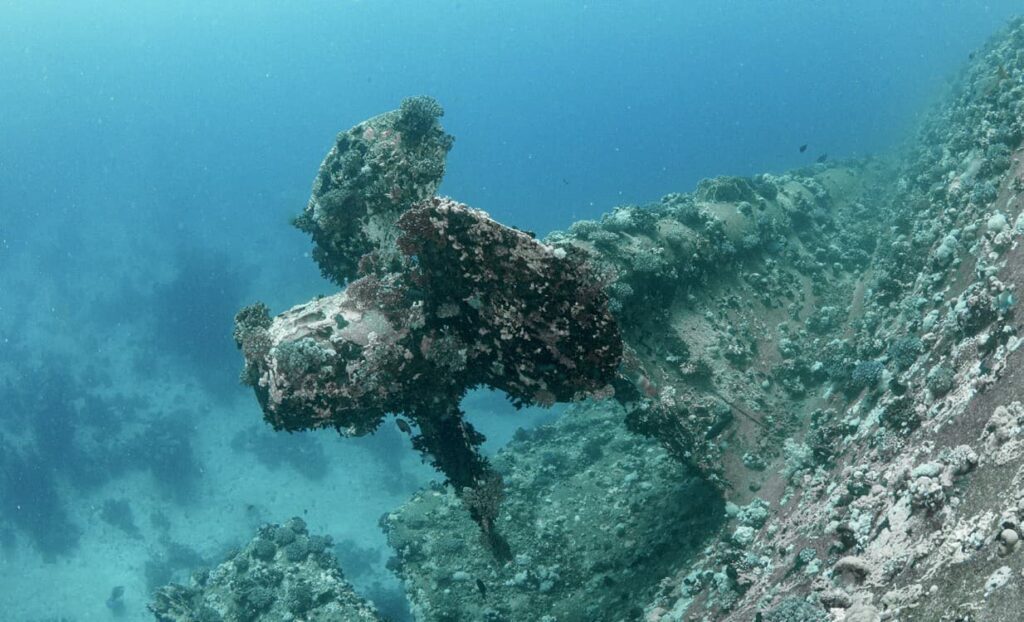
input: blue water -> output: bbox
[0,2,1021,620]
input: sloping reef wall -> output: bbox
[383,17,1024,622]
[180,16,1024,622]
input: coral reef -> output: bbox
[383,402,722,621]
[546,159,888,485]
[230,16,1024,621]
[145,540,208,593]
[149,518,382,622]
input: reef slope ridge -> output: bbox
[387,16,1024,622]
[222,17,1024,622]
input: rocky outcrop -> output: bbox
[379,15,1024,622]
[234,16,1024,621]
[642,17,1024,621]
[293,96,454,285]
[383,402,723,622]
[149,518,382,622]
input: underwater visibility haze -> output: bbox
[4,1,1024,620]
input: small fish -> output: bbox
[476,578,487,597]
[562,178,569,185]
[816,153,828,164]
[396,418,412,434]
[969,52,975,60]
[799,144,808,153]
